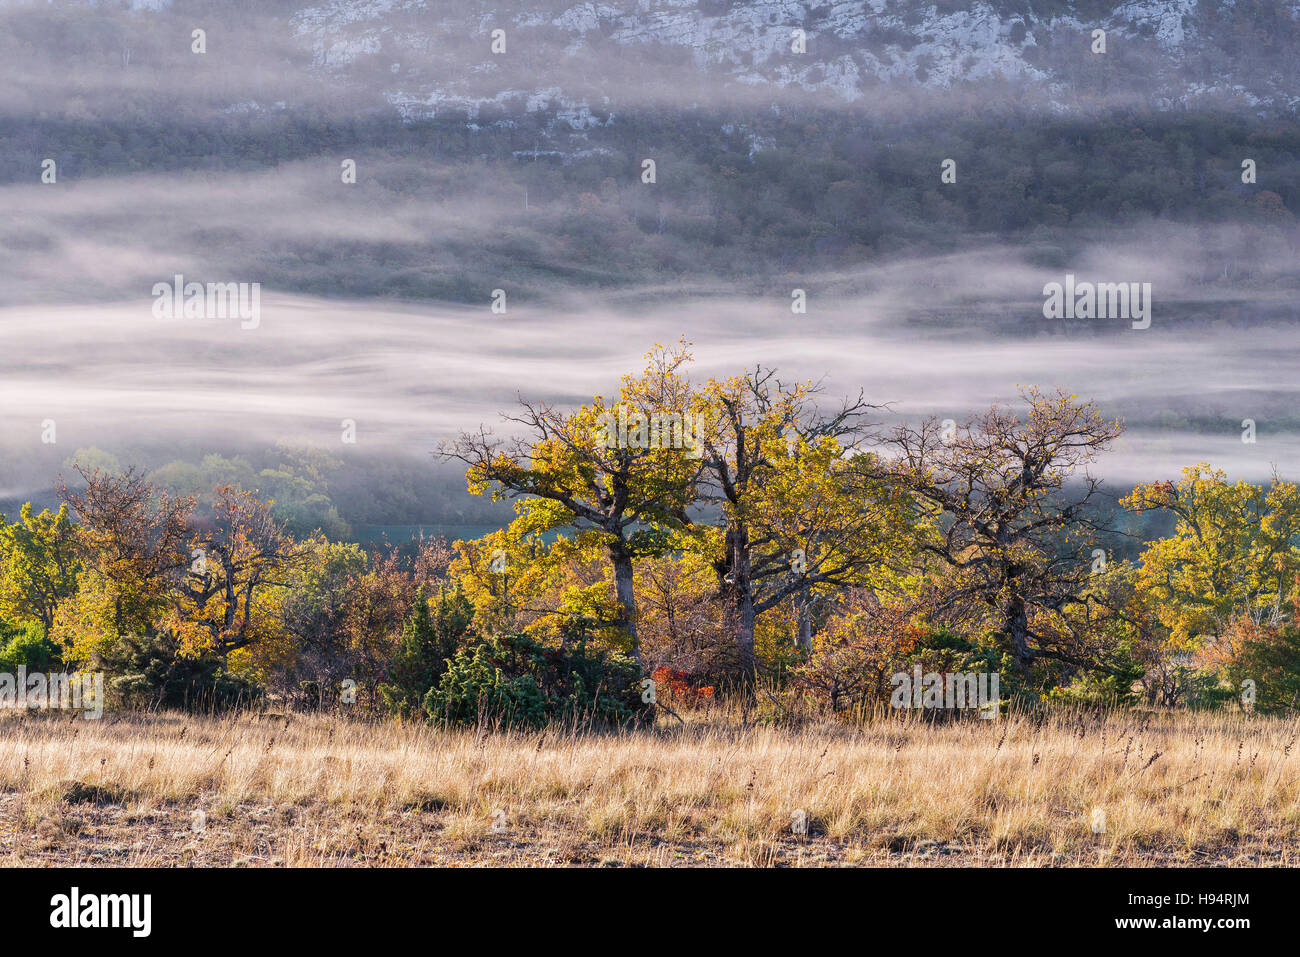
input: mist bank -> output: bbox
[1,267,1295,505]
[3,142,1297,308]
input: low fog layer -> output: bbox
[0,270,1294,498]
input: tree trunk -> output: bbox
[611,549,641,672]
[1005,596,1034,677]
[735,592,756,673]
[720,525,757,676]
[796,589,813,657]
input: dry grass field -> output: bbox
[1,706,1297,867]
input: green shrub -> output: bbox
[1226,622,1300,714]
[423,631,642,729]
[378,586,473,718]
[905,628,1025,716]
[0,620,62,672]
[1180,668,1237,711]
[1043,634,1146,710]
[1047,665,1148,709]
[100,632,264,713]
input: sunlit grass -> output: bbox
[0,706,1296,866]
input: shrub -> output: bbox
[0,620,62,672]
[1222,619,1300,714]
[650,665,714,706]
[1046,661,1148,710]
[378,586,473,718]
[423,631,642,729]
[794,595,921,714]
[100,632,264,712]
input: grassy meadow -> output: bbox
[2,706,1297,867]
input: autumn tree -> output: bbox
[1220,612,1300,714]
[0,502,80,631]
[877,387,1124,677]
[449,520,627,650]
[688,367,901,671]
[634,550,730,679]
[443,344,703,669]
[55,467,194,662]
[746,434,917,657]
[335,545,434,702]
[274,537,368,700]
[164,485,305,661]
[1122,464,1300,649]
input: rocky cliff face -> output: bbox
[286,0,1300,127]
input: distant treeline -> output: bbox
[0,443,512,539]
